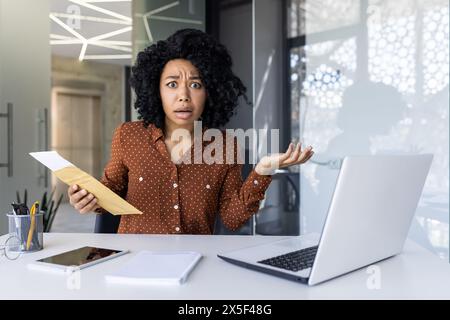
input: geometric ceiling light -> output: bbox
[70,0,132,22]
[50,0,132,61]
[136,0,203,44]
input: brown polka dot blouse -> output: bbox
[95,121,272,234]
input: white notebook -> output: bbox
[105,250,202,285]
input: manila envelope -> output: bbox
[54,167,142,215]
[29,151,142,215]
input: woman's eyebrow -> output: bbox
[164,75,201,80]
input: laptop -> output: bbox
[218,154,433,286]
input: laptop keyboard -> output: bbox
[258,246,318,272]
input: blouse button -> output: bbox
[173,183,178,188]
[139,177,143,182]
[175,227,180,232]
[206,184,211,189]
[174,204,179,210]
[253,179,259,185]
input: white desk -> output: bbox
[0,233,449,299]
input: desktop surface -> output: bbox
[0,233,449,300]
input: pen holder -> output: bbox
[6,212,44,252]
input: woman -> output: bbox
[68,29,314,234]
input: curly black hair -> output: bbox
[130,28,250,129]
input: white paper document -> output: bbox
[105,251,202,285]
[29,151,75,171]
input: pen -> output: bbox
[11,202,22,244]
[26,201,39,251]
[32,202,40,248]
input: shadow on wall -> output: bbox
[301,80,436,252]
[329,80,405,156]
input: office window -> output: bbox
[287,0,360,37]
[287,0,449,259]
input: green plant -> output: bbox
[40,188,63,232]
[16,188,63,232]
[16,189,28,207]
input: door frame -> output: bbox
[51,86,104,152]
[50,87,105,199]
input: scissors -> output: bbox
[26,201,39,250]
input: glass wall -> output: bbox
[131,0,205,120]
[253,0,300,235]
[288,0,449,258]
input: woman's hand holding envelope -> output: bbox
[68,185,101,214]
[29,151,142,215]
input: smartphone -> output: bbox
[27,246,129,273]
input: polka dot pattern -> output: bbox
[95,121,272,234]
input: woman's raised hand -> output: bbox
[255,142,314,175]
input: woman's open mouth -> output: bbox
[174,109,193,120]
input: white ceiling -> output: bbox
[50,0,132,66]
